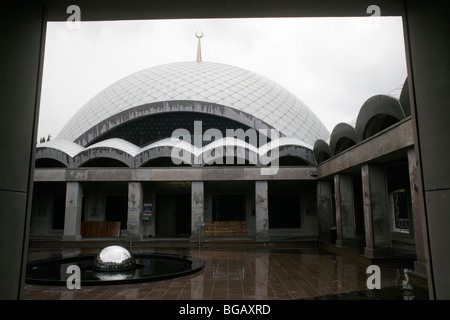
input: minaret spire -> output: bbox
[195,31,203,62]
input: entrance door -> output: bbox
[155,194,191,237]
[268,194,301,228]
[105,196,128,229]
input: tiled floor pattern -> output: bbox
[23,245,425,300]
[301,286,429,300]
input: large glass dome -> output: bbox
[56,61,329,147]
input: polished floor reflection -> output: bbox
[24,242,428,300]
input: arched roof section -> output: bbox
[276,145,315,166]
[135,138,196,167]
[329,122,359,156]
[313,139,331,164]
[355,95,405,141]
[200,137,258,166]
[36,139,84,157]
[56,61,330,147]
[72,139,137,168]
[35,140,84,167]
[258,137,316,166]
[86,138,141,156]
[35,135,316,168]
[135,136,315,167]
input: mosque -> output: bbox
[31,31,425,280]
[4,0,450,302]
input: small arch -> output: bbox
[73,145,135,168]
[329,123,358,156]
[136,143,195,168]
[35,158,67,168]
[79,157,129,167]
[355,95,405,141]
[334,137,357,155]
[317,151,331,164]
[202,155,257,166]
[35,145,74,168]
[278,156,311,166]
[313,139,331,164]
[363,114,400,139]
[261,141,316,166]
[141,157,192,167]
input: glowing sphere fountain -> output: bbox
[26,245,205,286]
[93,245,137,271]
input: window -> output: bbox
[212,195,246,221]
[391,189,410,233]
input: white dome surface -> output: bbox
[57,61,329,146]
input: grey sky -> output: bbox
[38,16,407,140]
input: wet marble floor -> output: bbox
[23,242,428,300]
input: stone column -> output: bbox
[255,181,269,241]
[408,148,428,276]
[334,174,356,247]
[361,164,391,258]
[317,180,333,238]
[63,182,83,241]
[191,181,204,241]
[127,182,143,239]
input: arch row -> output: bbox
[36,136,317,168]
[313,78,410,164]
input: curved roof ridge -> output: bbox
[85,138,142,157]
[36,139,85,157]
[202,137,259,153]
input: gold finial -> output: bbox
[195,31,203,62]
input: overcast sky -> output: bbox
[38,16,408,140]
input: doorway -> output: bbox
[155,194,191,237]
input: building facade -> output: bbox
[32,59,329,241]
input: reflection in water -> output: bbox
[212,260,245,280]
[95,270,136,281]
[396,268,416,300]
[25,245,427,300]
